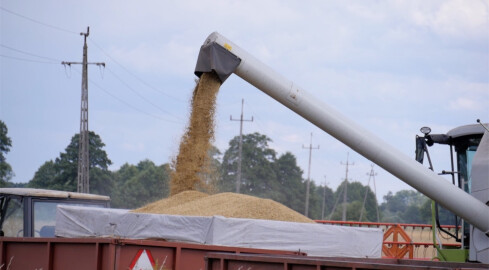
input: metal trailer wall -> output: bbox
[205,253,489,270]
[0,237,300,270]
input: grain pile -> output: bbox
[170,72,221,195]
[146,72,313,224]
[134,191,314,223]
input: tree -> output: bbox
[28,161,60,189]
[111,160,170,209]
[274,152,305,212]
[28,131,113,195]
[380,190,428,223]
[311,183,334,220]
[220,133,278,197]
[219,133,337,219]
[328,181,379,222]
[0,120,13,186]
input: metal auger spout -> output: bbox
[194,32,489,235]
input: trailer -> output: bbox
[0,237,301,270]
[204,253,488,270]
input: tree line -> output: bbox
[0,120,455,224]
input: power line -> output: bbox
[0,54,58,64]
[71,67,181,124]
[0,44,61,62]
[242,100,267,132]
[106,67,183,121]
[359,164,379,222]
[1,7,185,111]
[88,37,184,103]
[0,7,78,35]
[329,181,344,220]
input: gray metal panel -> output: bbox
[194,42,241,83]
[0,188,110,201]
[447,123,486,138]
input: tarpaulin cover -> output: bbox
[56,205,383,258]
[206,216,382,257]
[55,205,213,243]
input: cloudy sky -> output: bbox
[1,0,488,202]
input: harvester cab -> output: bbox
[0,188,110,237]
[416,122,489,262]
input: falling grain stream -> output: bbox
[169,72,221,196]
[133,72,313,223]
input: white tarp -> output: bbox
[55,205,213,243]
[56,205,383,258]
[206,215,382,257]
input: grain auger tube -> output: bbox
[194,32,489,236]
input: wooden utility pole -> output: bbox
[230,99,253,193]
[340,152,354,221]
[303,133,319,217]
[62,27,105,193]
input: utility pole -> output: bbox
[340,152,354,221]
[321,176,328,220]
[359,164,379,221]
[303,133,319,217]
[230,99,253,193]
[62,27,105,194]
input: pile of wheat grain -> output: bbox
[133,190,314,223]
[170,72,221,195]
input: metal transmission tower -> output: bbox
[230,99,253,193]
[62,27,105,193]
[302,133,319,217]
[359,164,379,222]
[340,152,354,221]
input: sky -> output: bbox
[1,0,488,203]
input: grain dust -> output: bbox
[170,72,221,195]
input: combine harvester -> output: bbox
[0,32,487,270]
[194,32,489,266]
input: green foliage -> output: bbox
[327,180,379,222]
[0,120,13,185]
[380,190,429,223]
[111,160,170,209]
[28,131,113,194]
[306,182,334,220]
[220,133,278,197]
[26,131,171,209]
[219,132,334,219]
[274,152,305,212]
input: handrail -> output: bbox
[315,220,460,230]
[316,220,462,260]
